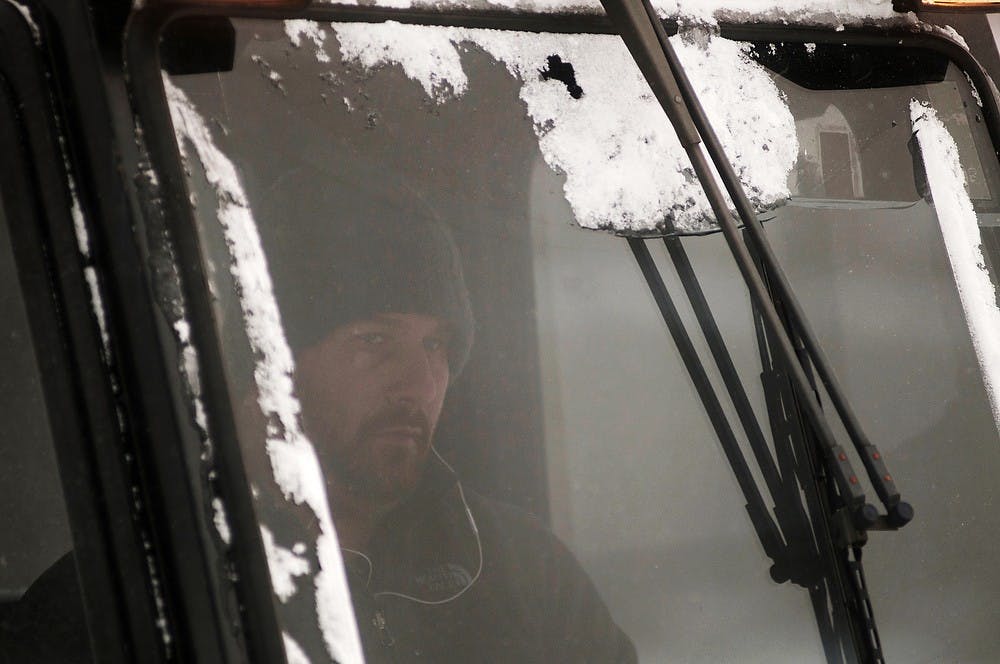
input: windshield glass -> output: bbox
[159,17,1000,663]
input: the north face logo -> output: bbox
[414,563,472,593]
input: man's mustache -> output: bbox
[355,405,431,446]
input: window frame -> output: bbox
[0,0,274,661]
[0,3,167,662]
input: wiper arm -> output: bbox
[629,235,875,661]
[598,0,913,530]
[630,237,829,585]
[746,235,888,663]
[628,238,787,567]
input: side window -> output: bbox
[0,81,95,662]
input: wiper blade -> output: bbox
[630,234,881,661]
[628,238,787,565]
[599,0,913,530]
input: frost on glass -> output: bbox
[911,101,1000,432]
[319,22,798,235]
[163,78,364,664]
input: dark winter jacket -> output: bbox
[342,455,637,663]
[0,457,636,664]
[0,551,90,664]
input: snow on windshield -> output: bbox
[212,497,232,545]
[6,0,41,43]
[64,157,112,357]
[284,633,312,664]
[911,101,1000,433]
[163,77,365,664]
[322,22,797,234]
[260,525,311,602]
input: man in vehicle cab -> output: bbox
[268,183,637,663]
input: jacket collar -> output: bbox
[361,450,480,600]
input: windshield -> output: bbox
[159,17,1000,663]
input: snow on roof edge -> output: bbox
[310,0,990,61]
[316,0,919,30]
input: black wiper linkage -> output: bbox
[598,0,913,534]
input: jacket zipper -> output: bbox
[373,607,396,648]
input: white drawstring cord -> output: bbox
[341,446,483,605]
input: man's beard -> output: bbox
[327,404,433,505]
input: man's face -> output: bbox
[296,312,452,504]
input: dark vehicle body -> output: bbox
[1,0,999,662]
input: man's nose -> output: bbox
[388,345,444,406]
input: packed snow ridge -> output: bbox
[314,0,911,29]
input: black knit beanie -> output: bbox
[256,173,475,375]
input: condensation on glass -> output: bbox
[162,18,1000,663]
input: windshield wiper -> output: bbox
[599,0,913,661]
[630,235,877,662]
